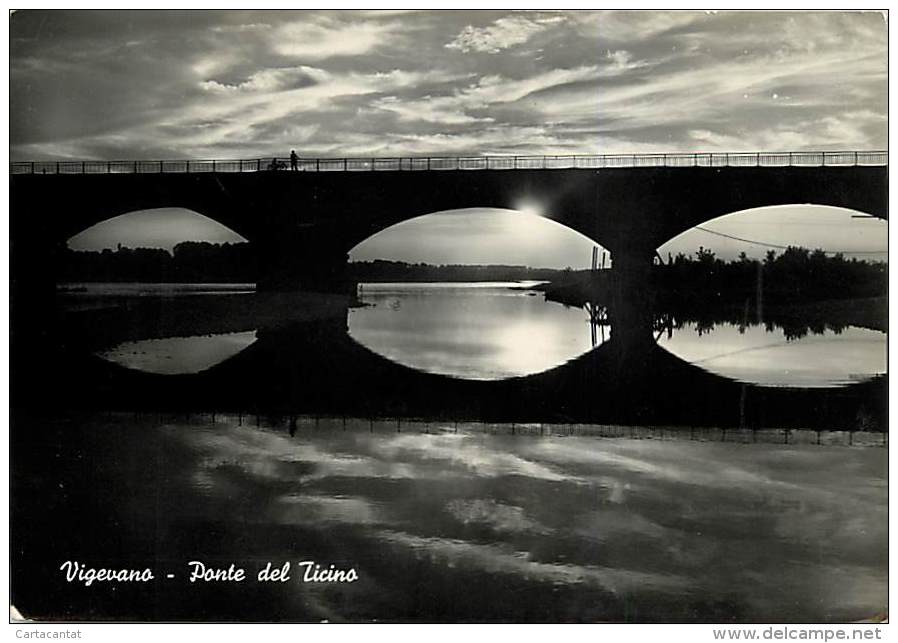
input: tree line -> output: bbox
[60,242,887,305]
[656,246,886,304]
[655,308,871,342]
[61,242,258,283]
[60,244,577,283]
[347,259,570,282]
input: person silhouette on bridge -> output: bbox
[290,150,299,171]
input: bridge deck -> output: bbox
[10,151,888,175]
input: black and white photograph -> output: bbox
[8,8,889,626]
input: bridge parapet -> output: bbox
[10,151,888,175]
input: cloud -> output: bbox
[149,66,472,157]
[199,65,326,93]
[371,95,491,125]
[581,10,700,42]
[8,10,887,160]
[604,49,649,73]
[446,14,564,53]
[273,15,405,59]
[209,22,272,34]
[370,65,602,127]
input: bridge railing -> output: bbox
[10,151,887,175]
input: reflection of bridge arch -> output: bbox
[55,307,886,432]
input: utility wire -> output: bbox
[694,226,888,255]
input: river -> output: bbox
[11,413,887,622]
[9,281,887,622]
[71,281,887,388]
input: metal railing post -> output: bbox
[212,160,216,173]
[133,161,137,173]
[56,161,59,174]
[31,162,34,174]
[343,158,347,171]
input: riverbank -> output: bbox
[537,270,612,306]
[536,271,887,333]
[59,290,358,350]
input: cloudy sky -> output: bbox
[11,10,887,159]
[17,10,887,265]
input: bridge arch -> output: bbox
[348,207,609,269]
[657,204,888,261]
[62,207,254,284]
[59,198,258,246]
[635,166,888,253]
[67,207,248,250]
[11,163,887,293]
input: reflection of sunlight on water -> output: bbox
[491,319,581,377]
[657,323,886,388]
[348,283,602,379]
[97,330,257,374]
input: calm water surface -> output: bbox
[58,282,255,313]
[21,283,887,621]
[18,415,885,622]
[350,283,885,387]
[97,331,257,374]
[59,282,256,297]
[78,282,886,389]
[349,282,602,380]
[658,322,886,388]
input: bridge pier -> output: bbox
[609,244,656,312]
[599,245,662,424]
[255,229,356,295]
[11,213,67,324]
[606,243,657,363]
